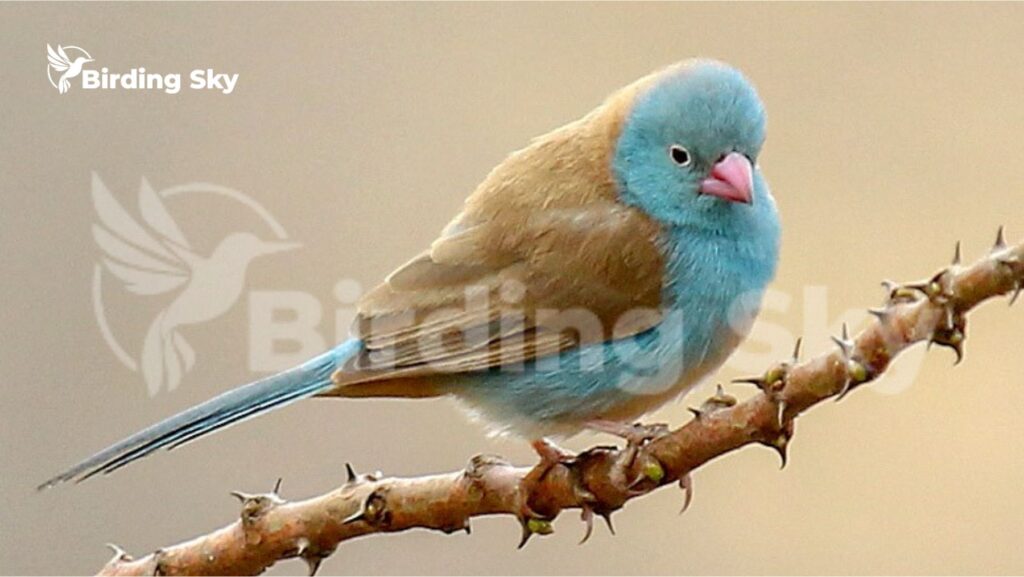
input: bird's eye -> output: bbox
[669,145,691,167]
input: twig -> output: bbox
[97,230,1024,576]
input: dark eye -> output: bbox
[669,145,691,167]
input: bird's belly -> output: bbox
[447,227,776,439]
[449,304,751,439]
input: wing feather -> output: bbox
[327,84,666,392]
[337,203,664,383]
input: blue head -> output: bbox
[613,60,775,233]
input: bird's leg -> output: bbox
[586,420,670,494]
[518,438,575,521]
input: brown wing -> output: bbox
[330,201,665,388]
[329,76,667,391]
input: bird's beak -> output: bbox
[260,240,301,254]
[699,152,754,205]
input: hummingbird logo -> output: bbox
[47,44,93,94]
[90,173,300,395]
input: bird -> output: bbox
[91,176,299,395]
[40,59,781,491]
[47,44,92,94]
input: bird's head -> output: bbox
[73,56,94,66]
[612,59,772,230]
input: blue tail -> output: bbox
[39,342,358,490]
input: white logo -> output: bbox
[91,173,299,395]
[47,44,93,94]
[47,44,240,95]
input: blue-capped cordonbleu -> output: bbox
[41,59,780,489]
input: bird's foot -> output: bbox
[586,420,669,496]
[517,439,575,547]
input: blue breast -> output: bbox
[449,198,779,438]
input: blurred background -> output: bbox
[3,3,1024,574]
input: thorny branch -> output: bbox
[97,230,1024,576]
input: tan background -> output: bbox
[4,3,1024,574]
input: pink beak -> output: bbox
[699,152,754,205]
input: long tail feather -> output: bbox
[38,342,357,490]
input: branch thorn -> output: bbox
[678,474,694,514]
[303,555,323,577]
[104,543,132,564]
[868,307,890,322]
[764,434,789,469]
[831,322,853,356]
[579,506,595,545]
[598,510,616,536]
